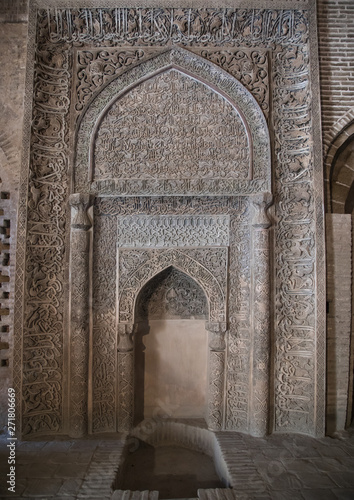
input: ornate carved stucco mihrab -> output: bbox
[15,6,325,438]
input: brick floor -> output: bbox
[0,429,353,499]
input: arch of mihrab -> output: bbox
[15,2,325,439]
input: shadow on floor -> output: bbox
[118,440,224,499]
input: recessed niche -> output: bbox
[134,266,209,423]
[117,440,225,499]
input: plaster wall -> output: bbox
[144,319,208,419]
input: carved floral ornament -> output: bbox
[75,47,271,197]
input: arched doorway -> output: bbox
[326,126,354,434]
[134,266,209,423]
[116,247,228,433]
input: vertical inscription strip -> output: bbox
[92,214,117,432]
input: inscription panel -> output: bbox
[117,215,230,248]
[76,48,271,196]
[94,69,250,182]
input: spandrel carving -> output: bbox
[195,48,269,118]
[76,48,147,113]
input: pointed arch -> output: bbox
[74,47,271,196]
[118,248,226,324]
[134,265,209,321]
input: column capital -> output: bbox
[69,193,94,230]
[206,322,227,334]
[206,322,227,351]
[251,192,273,229]
[117,323,135,352]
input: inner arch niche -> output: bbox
[134,266,209,423]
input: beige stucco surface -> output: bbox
[144,319,208,419]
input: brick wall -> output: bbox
[318,0,354,151]
[0,21,27,430]
[0,0,28,23]
[326,214,352,433]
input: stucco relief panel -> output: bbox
[15,7,324,437]
[75,47,270,196]
[273,44,317,432]
[116,215,230,248]
[94,69,250,182]
[92,206,235,431]
[92,214,117,433]
[118,247,228,325]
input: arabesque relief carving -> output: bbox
[116,215,230,248]
[14,5,324,438]
[76,47,270,196]
[136,267,208,320]
[118,247,228,324]
[94,69,250,182]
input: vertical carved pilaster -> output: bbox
[69,193,93,437]
[117,323,135,432]
[206,322,227,431]
[250,193,272,437]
